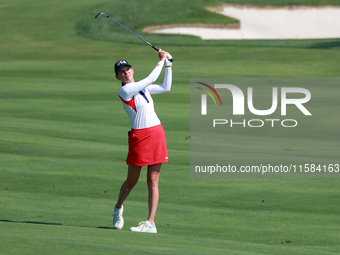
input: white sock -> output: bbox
[146,220,155,227]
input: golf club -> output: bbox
[94,12,173,62]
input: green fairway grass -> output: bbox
[1,0,340,254]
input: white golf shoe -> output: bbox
[112,205,124,229]
[130,220,157,233]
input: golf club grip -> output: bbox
[154,46,174,62]
[151,45,159,51]
[152,45,174,62]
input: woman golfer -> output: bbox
[112,49,172,233]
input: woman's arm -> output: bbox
[147,67,172,95]
[119,61,164,100]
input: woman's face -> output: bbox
[116,65,134,84]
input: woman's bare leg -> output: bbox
[146,163,161,224]
[115,164,142,208]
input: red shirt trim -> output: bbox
[119,95,137,112]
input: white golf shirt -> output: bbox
[118,61,172,129]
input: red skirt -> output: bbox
[126,124,168,167]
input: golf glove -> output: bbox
[165,54,173,67]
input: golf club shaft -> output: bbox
[95,12,173,62]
